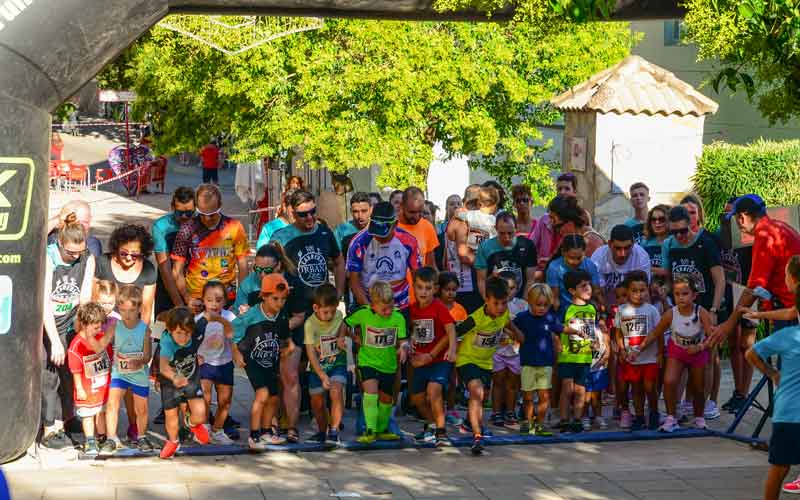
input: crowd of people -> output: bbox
[37,171,800,496]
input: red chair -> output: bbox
[135,162,152,198]
[65,164,88,191]
[149,157,167,193]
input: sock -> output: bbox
[378,402,393,433]
[363,393,379,432]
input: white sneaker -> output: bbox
[595,417,608,430]
[581,417,592,431]
[248,436,266,451]
[659,415,680,433]
[704,400,721,420]
[694,417,708,430]
[211,429,234,445]
[259,430,286,445]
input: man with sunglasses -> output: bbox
[591,225,651,308]
[152,186,195,314]
[624,182,650,244]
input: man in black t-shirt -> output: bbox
[474,212,537,299]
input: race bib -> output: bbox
[412,319,435,345]
[365,327,396,348]
[319,335,340,358]
[116,351,145,374]
[473,329,500,349]
[83,351,110,379]
[674,332,703,347]
[621,315,647,350]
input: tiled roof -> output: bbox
[550,55,718,116]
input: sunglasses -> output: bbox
[119,250,143,260]
[253,266,275,274]
[294,207,317,219]
[670,227,690,236]
[197,207,221,217]
[514,197,530,204]
[61,247,84,258]
[174,209,195,218]
[650,216,666,223]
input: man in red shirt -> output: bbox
[199,140,220,184]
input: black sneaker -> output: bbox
[648,411,660,430]
[138,436,154,452]
[721,392,742,412]
[40,430,70,450]
[308,431,326,443]
[84,438,99,456]
[327,428,340,444]
[631,416,645,431]
[568,421,583,434]
[729,394,747,414]
[557,421,572,433]
[470,435,484,455]
[153,408,166,425]
[504,412,518,427]
[490,413,504,427]
[224,415,241,429]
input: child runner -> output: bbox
[196,281,237,445]
[557,270,598,433]
[634,276,714,432]
[68,303,114,455]
[94,280,121,322]
[438,272,467,427]
[514,283,564,435]
[345,281,408,444]
[157,307,211,458]
[304,283,348,444]
[455,276,524,455]
[409,267,457,446]
[615,271,662,431]
[583,281,610,432]
[232,274,295,450]
[490,271,526,428]
[103,285,153,453]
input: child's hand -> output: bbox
[398,344,408,364]
[337,336,347,351]
[76,386,88,401]
[197,355,205,366]
[321,374,331,390]
[233,350,246,368]
[49,339,66,366]
[174,375,188,388]
[238,304,250,315]
[629,350,640,362]
[445,347,457,363]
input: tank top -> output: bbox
[47,244,89,337]
[445,220,475,293]
[111,320,149,387]
[669,305,703,348]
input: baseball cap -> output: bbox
[261,273,289,295]
[725,194,767,220]
[368,201,396,238]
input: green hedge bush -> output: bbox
[692,139,800,231]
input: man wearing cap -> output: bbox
[347,201,421,310]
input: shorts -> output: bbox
[558,362,590,385]
[359,366,396,395]
[521,366,552,391]
[244,363,280,396]
[202,168,219,184]
[618,362,659,383]
[199,362,235,386]
[411,361,453,394]
[457,363,492,388]
[770,422,800,465]
[456,291,484,315]
[75,405,104,419]
[667,339,710,368]
[492,352,520,374]
[308,364,348,395]
[584,369,609,393]
[110,377,150,398]
[159,374,204,410]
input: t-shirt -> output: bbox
[614,302,661,365]
[545,256,600,314]
[152,213,182,314]
[513,310,563,367]
[474,236,538,299]
[160,329,203,379]
[94,253,157,290]
[642,237,665,269]
[558,303,597,366]
[196,310,236,366]
[748,216,800,309]
[662,229,721,310]
[304,310,346,370]
[397,219,439,265]
[409,299,454,364]
[455,305,510,370]
[47,243,89,337]
[345,305,407,374]
[232,305,292,370]
[447,302,468,324]
[752,326,800,423]
[200,144,220,169]
[346,228,420,309]
[591,244,652,307]
[624,217,646,245]
[530,214,561,266]
[256,217,289,251]
[47,231,102,258]
[334,222,361,253]
[68,333,112,409]
[111,320,149,387]
[171,215,249,299]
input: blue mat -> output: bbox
[95,441,333,459]
[447,428,714,447]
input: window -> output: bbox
[663,20,686,46]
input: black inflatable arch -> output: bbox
[0,0,679,462]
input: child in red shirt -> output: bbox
[68,303,114,456]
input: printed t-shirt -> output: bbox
[513,309,563,367]
[545,256,600,312]
[200,144,220,169]
[662,229,722,310]
[558,303,597,366]
[397,219,439,266]
[455,306,510,370]
[346,228,420,309]
[474,236,538,299]
[111,320,149,387]
[345,305,407,374]
[95,253,157,290]
[68,333,112,409]
[748,216,800,309]
[614,302,661,365]
[256,217,289,251]
[232,305,292,370]
[752,326,800,423]
[642,237,665,270]
[624,217,646,245]
[304,310,346,370]
[591,244,651,307]
[47,243,89,337]
[152,213,182,314]
[409,299,454,364]
[196,309,236,366]
[171,215,249,299]
[160,329,203,379]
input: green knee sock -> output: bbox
[378,402,393,433]
[363,393,379,432]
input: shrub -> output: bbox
[692,139,800,231]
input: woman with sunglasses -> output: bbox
[511,184,537,239]
[642,204,672,279]
[233,242,298,314]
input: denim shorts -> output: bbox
[411,361,453,394]
[110,377,149,398]
[584,368,609,393]
[199,361,235,386]
[308,364,348,395]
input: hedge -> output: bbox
[692,139,800,231]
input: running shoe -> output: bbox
[620,410,633,430]
[596,416,608,431]
[721,392,740,412]
[659,415,679,433]
[224,415,241,428]
[248,436,267,451]
[728,394,747,414]
[470,435,484,455]
[504,412,518,427]
[159,439,180,459]
[357,430,376,445]
[569,421,583,434]
[434,429,448,445]
[415,424,435,443]
[40,430,70,450]
[260,429,287,445]
[377,431,401,441]
[224,426,240,441]
[84,438,99,456]
[694,417,708,430]
[153,408,166,425]
[490,412,504,427]
[460,419,473,434]
[581,417,592,431]
[445,411,463,427]
[648,411,660,431]
[532,424,553,437]
[308,431,327,444]
[704,400,721,420]
[631,416,645,431]
[100,438,117,455]
[326,428,340,444]
[137,436,154,452]
[190,423,210,445]
[556,421,571,433]
[211,429,234,445]
[782,478,800,494]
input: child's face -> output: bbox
[570,280,593,302]
[261,292,288,314]
[439,281,458,304]
[97,293,116,315]
[171,326,192,346]
[84,321,103,337]
[485,295,508,318]
[564,248,584,269]
[203,287,225,314]
[372,300,394,318]
[650,281,664,300]
[673,282,696,308]
[313,304,337,322]
[117,299,140,323]
[626,281,647,306]
[505,280,518,299]
[413,279,435,306]
[614,286,629,305]
[530,295,550,316]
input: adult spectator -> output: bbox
[591,224,651,308]
[41,215,97,448]
[549,196,604,257]
[172,184,249,310]
[531,173,592,269]
[423,200,438,228]
[347,201,421,309]
[257,188,296,251]
[287,175,305,191]
[398,187,440,268]
[368,192,383,207]
[334,192,372,257]
[47,199,102,257]
[642,204,671,279]
[441,194,462,234]
[151,187,195,314]
[475,212,537,299]
[681,193,705,233]
[389,189,404,214]
[199,139,220,184]
[624,182,650,243]
[95,224,157,322]
[512,184,537,239]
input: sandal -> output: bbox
[286,428,300,444]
